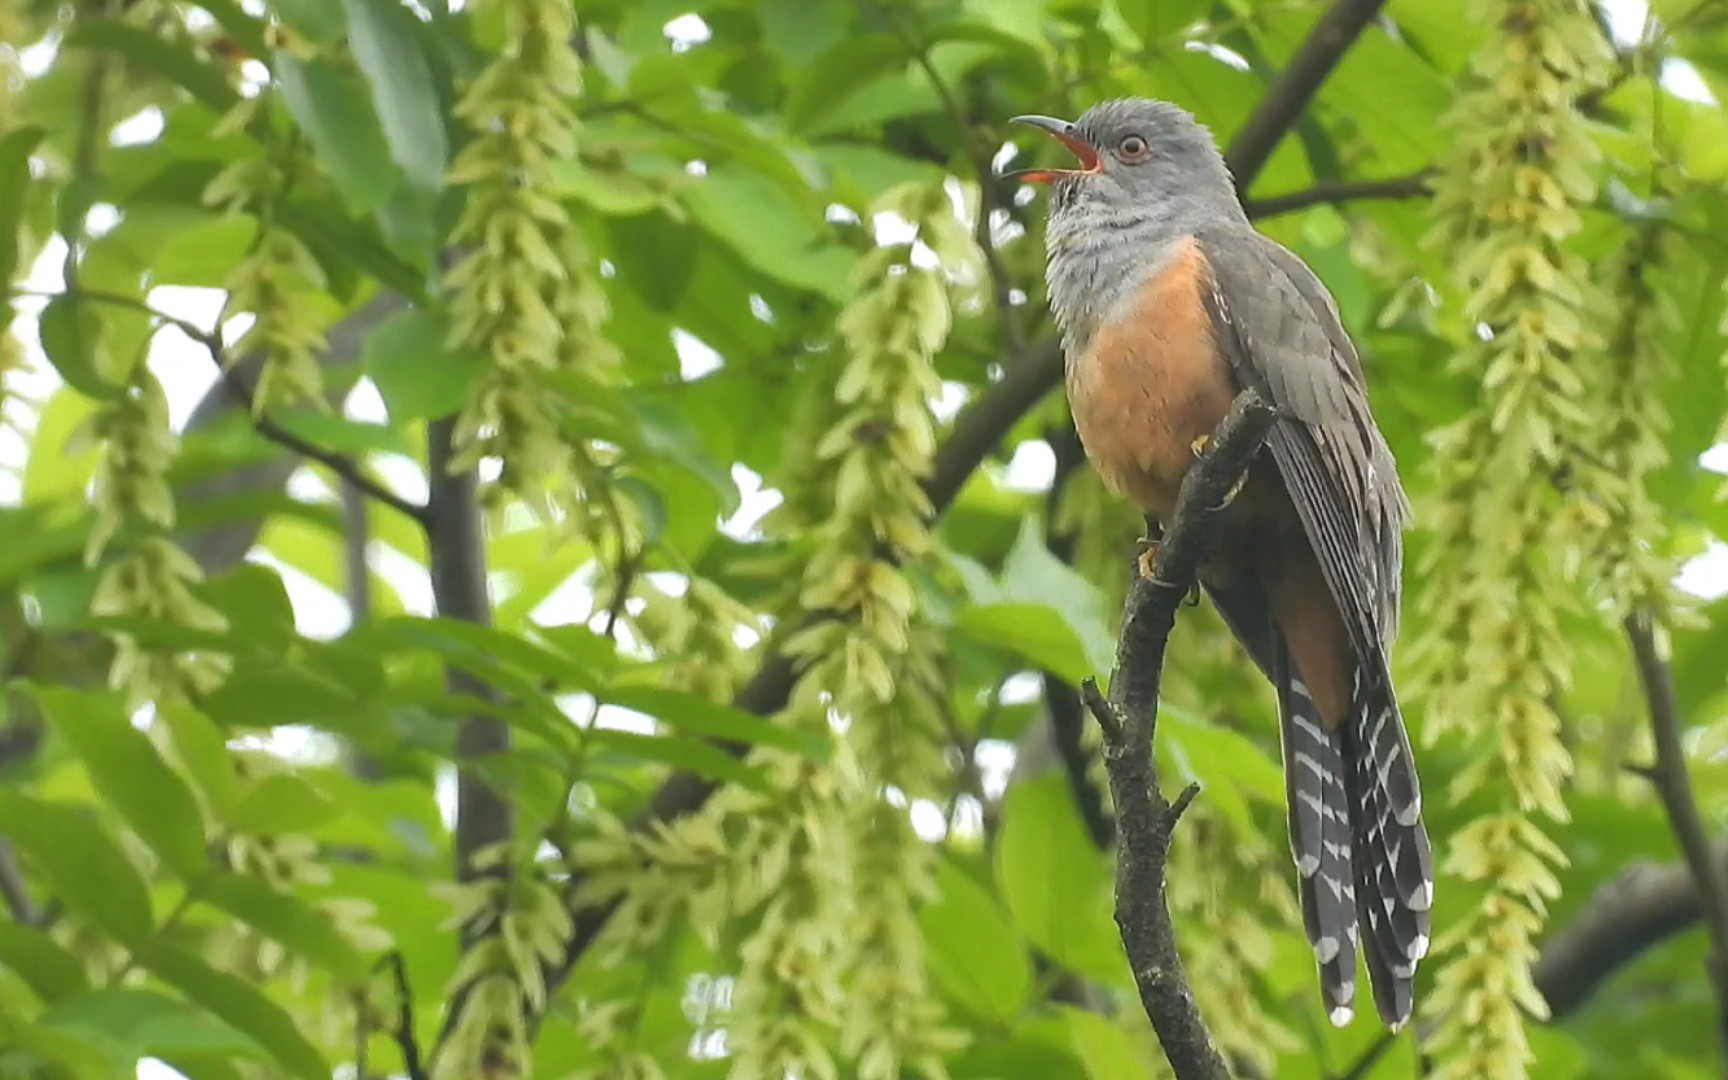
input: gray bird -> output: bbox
[1012,97,1433,1029]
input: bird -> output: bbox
[1009,98,1433,1029]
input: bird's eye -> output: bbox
[1117,134,1150,162]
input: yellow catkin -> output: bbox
[1414,1,1612,1076]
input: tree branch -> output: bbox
[1624,607,1728,1045]
[1244,171,1433,219]
[214,366,429,525]
[1076,390,1276,1080]
[1223,0,1391,187]
[1535,836,1728,1020]
[424,418,511,902]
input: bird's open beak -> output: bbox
[1005,114,1102,184]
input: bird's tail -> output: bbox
[1342,663,1432,1029]
[1278,651,1433,1029]
[1276,647,1359,1027]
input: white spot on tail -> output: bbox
[1410,881,1434,912]
[1291,678,1313,700]
[1297,854,1320,876]
[1316,935,1339,963]
[1329,1004,1354,1027]
[1410,932,1430,960]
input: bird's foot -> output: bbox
[1190,434,1210,459]
[1135,538,1160,581]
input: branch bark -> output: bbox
[424,418,511,899]
[1535,836,1728,1020]
[1244,171,1432,220]
[1624,608,1728,1046]
[1076,390,1276,1080]
[1223,0,1391,187]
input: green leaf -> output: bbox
[0,125,44,288]
[66,21,240,113]
[681,166,853,300]
[375,615,602,690]
[604,685,824,757]
[587,728,770,794]
[22,387,99,503]
[32,686,208,878]
[343,0,449,191]
[1121,0,1210,44]
[202,873,370,980]
[38,294,126,400]
[228,774,339,835]
[158,704,244,820]
[620,390,742,516]
[922,859,1033,1022]
[144,948,329,1080]
[994,774,1124,986]
[362,309,486,421]
[40,988,264,1066]
[0,921,90,1003]
[953,601,1097,685]
[1156,706,1284,834]
[0,792,153,946]
[267,409,413,456]
[275,51,402,214]
[271,0,347,44]
[1062,1006,1159,1080]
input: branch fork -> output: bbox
[1080,390,1277,1080]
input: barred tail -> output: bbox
[1343,662,1432,1029]
[1277,649,1358,1026]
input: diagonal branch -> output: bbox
[214,366,429,526]
[1624,608,1728,1048]
[1223,0,1391,187]
[1078,389,1277,1080]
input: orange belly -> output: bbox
[1065,235,1239,523]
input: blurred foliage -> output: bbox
[0,0,1725,1078]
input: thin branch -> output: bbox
[1224,0,1391,188]
[381,951,430,1080]
[1624,608,1728,1047]
[216,367,430,525]
[0,838,38,925]
[1244,171,1433,219]
[1078,389,1277,1080]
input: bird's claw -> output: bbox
[1190,434,1210,458]
[1135,538,1160,581]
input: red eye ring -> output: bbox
[1117,134,1150,162]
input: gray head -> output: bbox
[1009,99,1247,353]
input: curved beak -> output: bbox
[1005,114,1103,184]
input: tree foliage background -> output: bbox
[1,0,1726,1077]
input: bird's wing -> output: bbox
[1193,226,1409,656]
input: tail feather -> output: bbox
[1277,648,1358,1027]
[1342,663,1433,1028]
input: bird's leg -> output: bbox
[1191,434,1248,508]
[1135,518,1163,581]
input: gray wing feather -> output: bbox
[1195,226,1408,649]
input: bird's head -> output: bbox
[1009,98,1241,221]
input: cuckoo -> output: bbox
[1011,98,1433,1028]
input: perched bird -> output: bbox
[1011,98,1432,1029]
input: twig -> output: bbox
[0,838,38,925]
[881,5,1026,349]
[216,367,430,525]
[1244,171,1433,219]
[1078,390,1276,1080]
[1624,607,1728,1051]
[1224,0,1391,187]
[381,951,430,1080]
